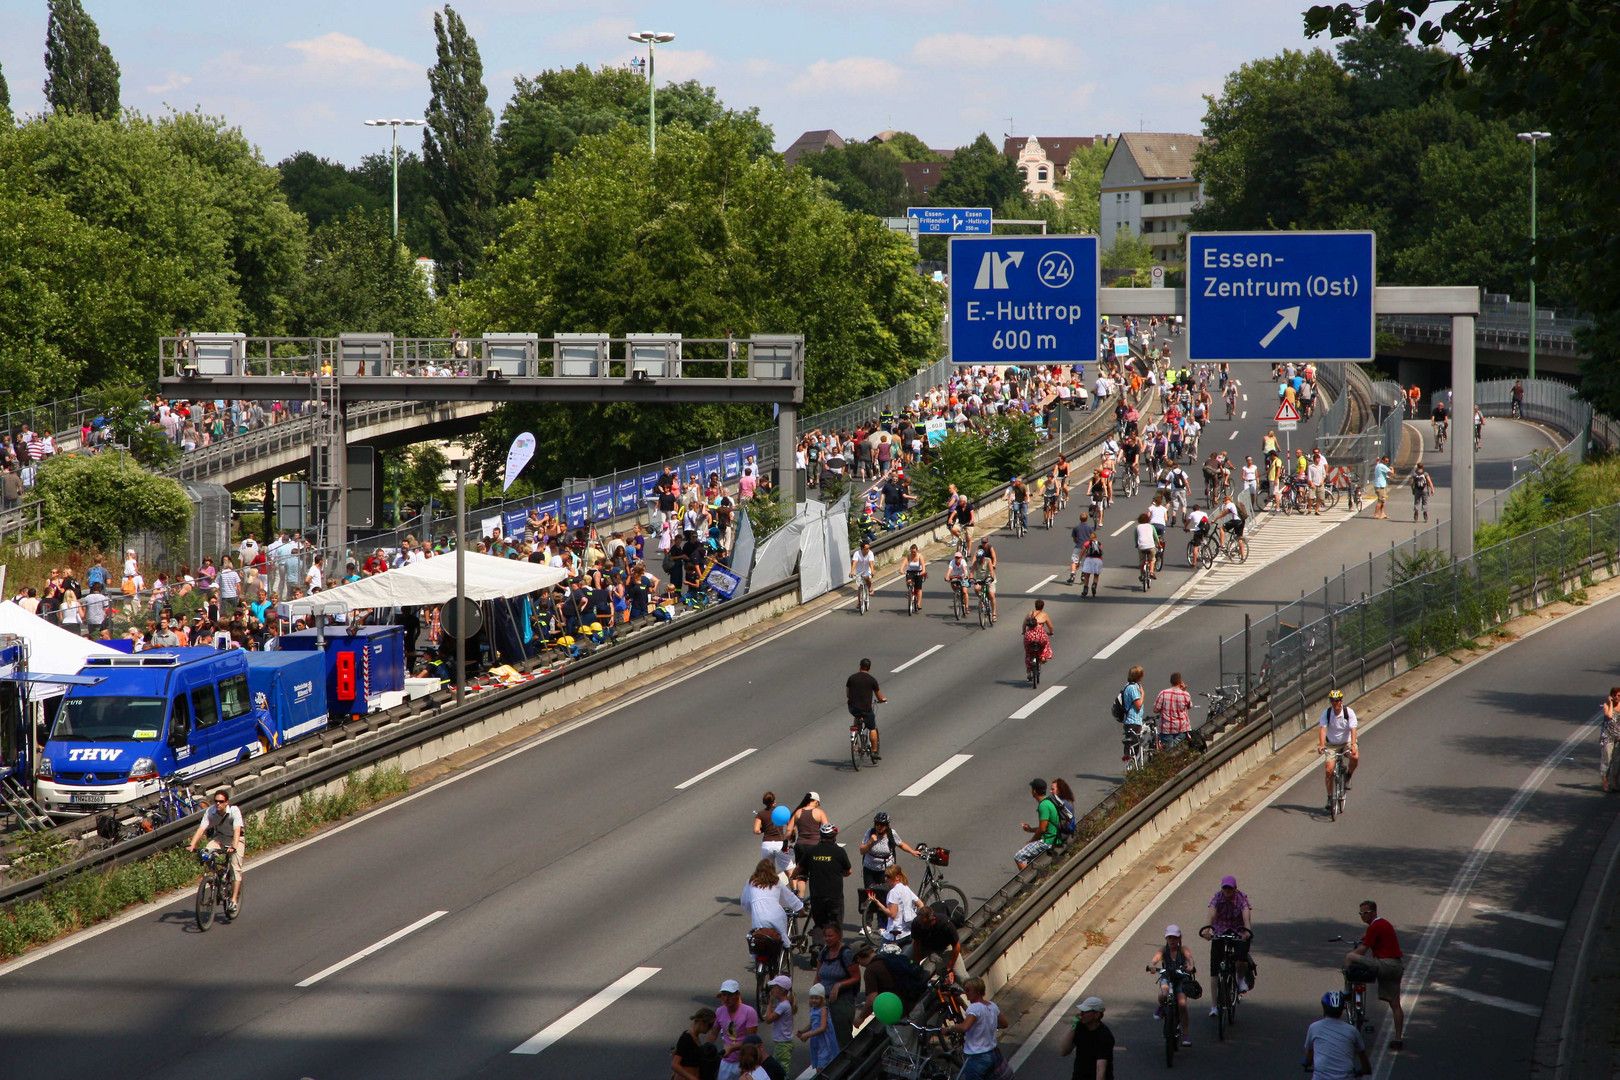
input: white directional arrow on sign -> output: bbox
[1258,306,1301,349]
[952,215,962,229]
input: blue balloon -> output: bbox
[771,806,791,827]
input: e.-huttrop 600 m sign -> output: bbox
[949,235,1100,365]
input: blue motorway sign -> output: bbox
[948,235,1100,365]
[909,207,992,235]
[1186,231,1375,363]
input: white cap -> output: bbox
[1165,925,1182,938]
[809,983,827,998]
[718,979,741,994]
[1078,996,1106,1013]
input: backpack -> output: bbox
[1050,795,1077,836]
[878,951,931,1007]
[1235,499,1249,521]
[1172,470,1187,490]
[1111,689,1127,722]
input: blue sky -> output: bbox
[0,1,1330,165]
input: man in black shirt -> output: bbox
[910,903,965,981]
[845,658,887,760]
[1059,996,1115,1080]
[794,823,852,929]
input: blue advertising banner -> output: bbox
[591,486,613,520]
[538,499,560,522]
[616,478,639,514]
[641,471,660,498]
[564,493,588,528]
[503,509,527,539]
[685,459,703,484]
[704,453,721,478]
[741,443,758,464]
[722,450,740,479]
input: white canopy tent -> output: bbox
[0,600,122,700]
[283,552,567,616]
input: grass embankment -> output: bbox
[0,767,408,960]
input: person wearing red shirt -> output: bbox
[1344,900,1405,1050]
[1154,674,1193,749]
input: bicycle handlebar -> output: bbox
[1198,924,1253,941]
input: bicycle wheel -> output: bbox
[860,901,885,945]
[953,589,966,620]
[1154,546,1165,573]
[195,876,217,932]
[1216,976,1228,1042]
[756,961,771,1018]
[925,881,968,917]
[1164,1005,1179,1066]
[978,596,989,629]
[850,733,862,773]
[1186,541,1200,568]
[1226,537,1248,564]
[1199,541,1216,571]
[1029,658,1041,690]
[1322,486,1339,511]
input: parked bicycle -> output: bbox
[879,1019,961,1080]
[1201,684,1243,721]
[1124,714,1159,771]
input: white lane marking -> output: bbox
[1111,520,1133,537]
[295,910,450,987]
[1010,685,1066,721]
[1367,716,1595,1080]
[899,754,974,797]
[1228,430,1238,441]
[1242,393,1248,402]
[892,644,944,673]
[1093,623,1147,662]
[1009,594,1620,1073]
[1428,981,1541,1017]
[675,748,757,790]
[511,966,661,1054]
[1451,941,1553,970]
[1468,903,1566,928]
[1241,411,1247,419]
[1026,574,1057,594]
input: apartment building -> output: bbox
[1001,135,1108,202]
[1098,132,1205,266]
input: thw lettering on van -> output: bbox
[67,748,124,762]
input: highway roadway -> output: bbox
[0,390,1561,1079]
[1014,578,1620,1080]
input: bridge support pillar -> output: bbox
[1450,315,1476,562]
[777,404,799,504]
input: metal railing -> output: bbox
[1238,500,1620,752]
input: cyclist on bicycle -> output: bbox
[1006,477,1030,534]
[948,489,976,549]
[187,788,244,916]
[859,811,922,906]
[1088,469,1107,527]
[1041,475,1061,528]
[903,543,927,613]
[1147,926,1197,1047]
[945,549,970,609]
[1134,512,1157,580]
[1023,602,1054,680]
[1317,690,1359,813]
[1215,494,1245,548]
[1053,453,1071,503]
[1205,875,1254,1013]
[846,658,886,761]
[1147,495,1169,546]
[1304,991,1372,1080]
[1184,504,1212,548]
[1432,400,1449,446]
[971,537,998,624]
[1473,408,1485,450]
[1121,433,1142,490]
[1223,381,1238,418]
[850,540,874,594]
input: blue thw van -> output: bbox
[34,648,330,816]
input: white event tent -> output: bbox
[283,552,567,616]
[0,600,122,699]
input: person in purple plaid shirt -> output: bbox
[1154,673,1193,749]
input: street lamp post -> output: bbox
[363,118,426,241]
[627,31,676,156]
[1516,131,1552,379]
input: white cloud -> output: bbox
[653,48,719,83]
[286,32,420,74]
[789,57,904,96]
[741,58,784,78]
[912,33,1077,68]
[145,71,193,95]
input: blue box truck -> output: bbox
[34,648,330,817]
[277,625,405,720]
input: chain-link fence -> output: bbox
[1228,500,1620,751]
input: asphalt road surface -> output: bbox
[1015,589,1620,1080]
[0,389,1561,1079]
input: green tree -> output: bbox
[1102,232,1155,286]
[94,386,178,469]
[876,131,943,162]
[395,443,450,519]
[930,133,1029,213]
[34,452,192,553]
[0,63,11,126]
[277,151,384,230]
[797,141,909,217]
[1192,49,1352,232]
[1304,1,1620,417]
[0,111,303,393]
[494,64,772,201]
[422,5,496,285]
[982,412,1037,481]
[291,209,435,337]
[43,0,120,120]
[458,120,941,483]
[352,150,432,252]
[911,433,992,514]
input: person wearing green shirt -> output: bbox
[1014,778,1062,869]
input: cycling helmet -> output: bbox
[1321,991,1345,1009]
[1328,689,1346,702]
[873,812,890,826]
[819,823,838,836]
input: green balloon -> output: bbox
[873,991,904,1025]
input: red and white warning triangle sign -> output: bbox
[1275,400,1301,422]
